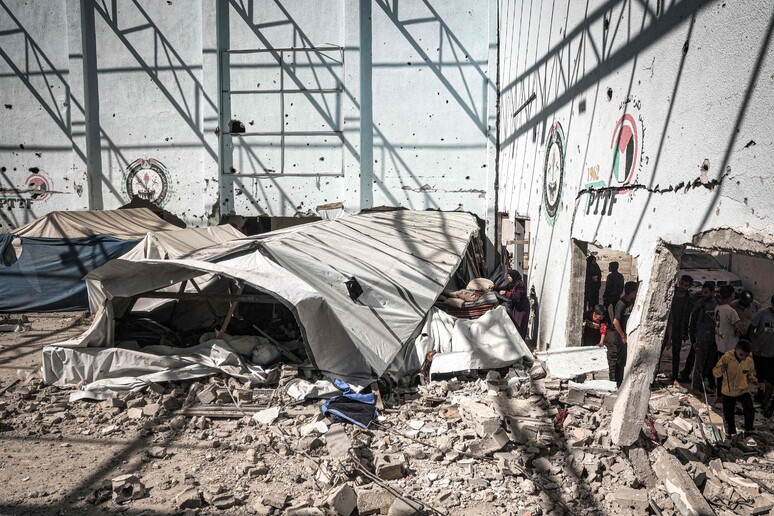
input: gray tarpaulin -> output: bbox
[42,210,480,389]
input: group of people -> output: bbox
[582,256,638,388]
[581,253,773,443]
[663,278,774,441]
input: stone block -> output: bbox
[142,403,161,417]
[356,486,395,515]
[127,407,144,419]
[459,399,501,438]
[111,474,146,503]
[375,453,406,480]
[326,484,357,516]
[468,428,511,456]
[175,487,202,509]
[388,498,422,516]
[262,493,289,509]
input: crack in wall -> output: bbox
[401,184,486,197]
[575,165,732,200]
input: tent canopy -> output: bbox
[45,210,480,381]
[11,208,180,239]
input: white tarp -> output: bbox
[43,210,480,386]
[12,208,179,239]
[43,339,277,401]
[427,306,534,375]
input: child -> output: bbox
[582,304,608,347]
[713,339,757,446]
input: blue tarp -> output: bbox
[0,234,139,312]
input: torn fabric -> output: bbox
[42,340,278,401]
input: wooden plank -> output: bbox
[251,324,302,364]
[217,283,245,339]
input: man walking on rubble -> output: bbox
[613,281,638,388]
[660,275,694,386]
[713,339,758,447]
[751,294,774,417]
[602,262,625,317]
[689,282,718,393]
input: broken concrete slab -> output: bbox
[111,474,146,504]
[614,487,649,511]
[325,424,352,458]
[175,487,202,509]
[356,486,395,515]
[375,453,407,480]
[651,447,715,516]
[326,483,357,516]
[252,407,279,425]
[535,346,609,379]
[468,428,511,456]
[459,398,501,437]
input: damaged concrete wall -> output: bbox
[0,0,498,256]
[498,0,774,351]
[0,0,84,231]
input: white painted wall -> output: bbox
[499,0,774,349]
[0,0,498,259]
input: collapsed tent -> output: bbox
[41,210,532,397]
[0,209,181,312]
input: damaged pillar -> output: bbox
[611,242,681,446]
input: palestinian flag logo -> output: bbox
[611,114,638,185]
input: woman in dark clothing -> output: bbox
[585,255,602,311]
[496,269,530,338]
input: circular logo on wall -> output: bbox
[542,122,566,224]
[611,114,638,185]
[25,173,51,201]
[123,158,171,207]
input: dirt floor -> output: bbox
[1,313,774,516]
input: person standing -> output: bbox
[584,255,602,311]
[731,290,760,340]
[660,275,694,386]
[602,262,625,315]
[715,285,746,354]
[751,295,774,417]
[689,282,719,393]
[497,269,530,338]
[713,339,757,447]
[613,281,638,388]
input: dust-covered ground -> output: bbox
[1,313,774,516]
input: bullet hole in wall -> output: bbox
[603,17,610,30]
[607,88,613,101]
[744,140,756,148]
[578,99,586,113]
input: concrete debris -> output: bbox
[252,406,280,425]
[175,487,202,509]
[652,447,715,516]
[1,336,772,516]
[111,474,146,504]
[356,486,396,515]
[326,483,357,516]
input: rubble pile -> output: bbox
[2,359,774,515]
